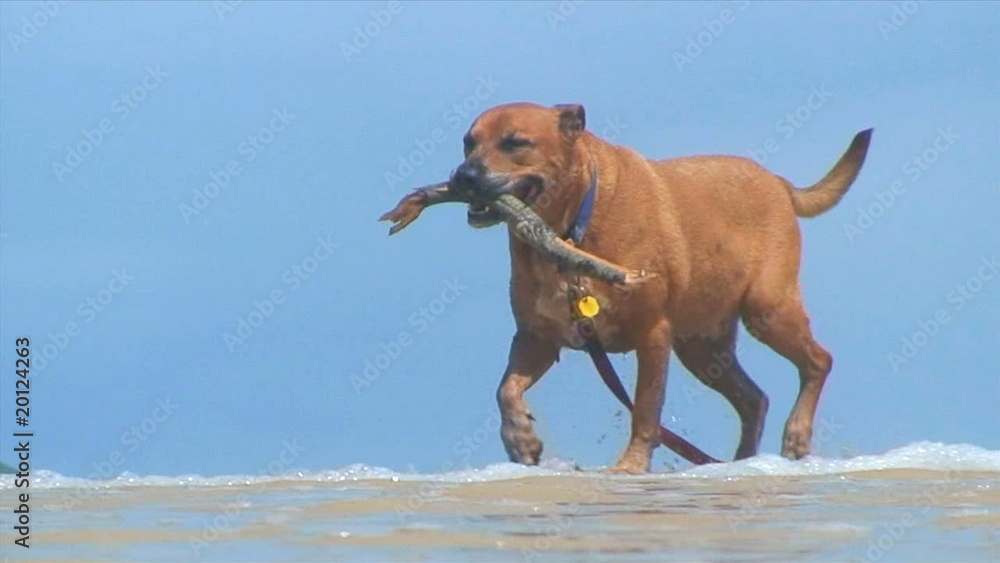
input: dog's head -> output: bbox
[451,102,589,230]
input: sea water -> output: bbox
[1,442,997,562]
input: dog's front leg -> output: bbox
[611,320,673,474]
[497,331,559,465]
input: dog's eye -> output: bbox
[500,136,533,153]
[463,134,476,157]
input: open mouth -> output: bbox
[467,177,543,228]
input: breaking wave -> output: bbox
[3,441,997,491]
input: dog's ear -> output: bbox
[554,104,586,136]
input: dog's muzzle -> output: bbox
[452,160,545,229]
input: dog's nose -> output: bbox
[452,159,487,191]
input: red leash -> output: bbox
[582,331,720,466]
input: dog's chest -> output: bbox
[519,265,624,350]
[530,276,575,328]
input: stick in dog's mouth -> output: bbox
[467,178,543,227]
[379,181,650,286]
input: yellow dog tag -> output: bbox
[576,295,600,318]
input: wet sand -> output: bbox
[1,467,998,562]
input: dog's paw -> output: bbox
[504,433,544,466]
[781,433,811,460]
[607,449,651,475]
[605,462,648,475]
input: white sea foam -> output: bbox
[2,442,997,491]
[676,441,1000,478]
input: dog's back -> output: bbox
[631,131,873,335]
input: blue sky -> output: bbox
[0,1,997,478]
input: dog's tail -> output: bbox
[788,128,873,218]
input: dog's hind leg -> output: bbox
[673,322,769,460]
[497,331,559,465]
[741,284,832,460]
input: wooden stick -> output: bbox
[492,193,648,285]
[380,183,650,286]
[378,182,459,235]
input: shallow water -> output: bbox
[1,442,998,562]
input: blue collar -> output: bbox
[567,162,598,245]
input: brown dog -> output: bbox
[450,102,871,474]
